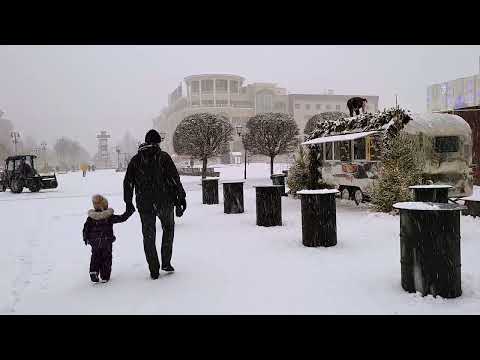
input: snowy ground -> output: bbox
[1,163,479,314]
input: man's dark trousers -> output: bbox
[139,204,175,275]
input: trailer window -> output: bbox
[325,143,333,160]
[354,138,366,160]
[435,136,459,153]
[368,135,381,161]
[334,141,351,162]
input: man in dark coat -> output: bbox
[347,97,368,117]
[123,129,187,279]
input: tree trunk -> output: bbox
[270,155,275,176]
[202,157,207,179]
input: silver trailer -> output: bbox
[302,112,473,204]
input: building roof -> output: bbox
[184,74,245,82]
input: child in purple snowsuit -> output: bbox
[83,194,134,283]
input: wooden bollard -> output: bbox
[254,185,283,226]
[201,177,219,205]
[409,185,452,203]
[393,202,466,298]
[222,181,244,214]
[297,189,339,247]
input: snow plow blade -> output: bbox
[40,174,58,189]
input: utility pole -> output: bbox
[11,131,20,155]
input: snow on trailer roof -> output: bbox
[297,189,340,195]
[302,130,380,145]
[403,112,471,137]
[409,185,453,189]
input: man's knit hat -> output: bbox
[145,129,162,144]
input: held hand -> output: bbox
[126,202,136,215]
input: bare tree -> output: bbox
[0,112,14,155]
[243,112,299,175]
[173,113,233,178]
[54,137,90,169]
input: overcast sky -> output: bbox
[1,45,479,153]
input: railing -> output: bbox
[177,167,220,177]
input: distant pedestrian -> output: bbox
[82,194,135,283]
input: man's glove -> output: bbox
[126,202,136,214]
[176,196,187,217]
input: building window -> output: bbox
[335,105,341,111]
[191,100,200,106]
[326,104,332,110]
[201,100,214,106]
[201,79,214,93]
[264,94,272,112]
[354,138,366,160]
[216,100,228,106]
[305,104,311,110]
[191,81,199,94]
[295,103,300,110]
[316,104,322,110]
[274,102,286,112]
[435,136,459,153]
[215,79,228,92]
[230,80,239,94]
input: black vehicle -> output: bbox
[0,155,58,193]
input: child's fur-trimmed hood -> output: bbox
[88,208,114,221]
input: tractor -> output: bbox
[0,155,58,193]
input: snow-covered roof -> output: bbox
[393,202,466,211]
[409,185,453,189]
[307,107,411,141]
[305,108,472,146]
[297,189,340,195]
[302,130,380,145]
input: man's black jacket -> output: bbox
[123,143,186,213]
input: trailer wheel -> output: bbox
[341,188,351,200]
[354,189,364,205]
[11,179,24,194]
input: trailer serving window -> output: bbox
[334,141,351,162]
[434,136,459,153]
[354,138,366,160]
[325,143,333,160]
[367,135,382,161]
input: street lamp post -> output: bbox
[115,146,121,170]
[11,131,20,155]
[40,142,48,170]
[235,125,247,180]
